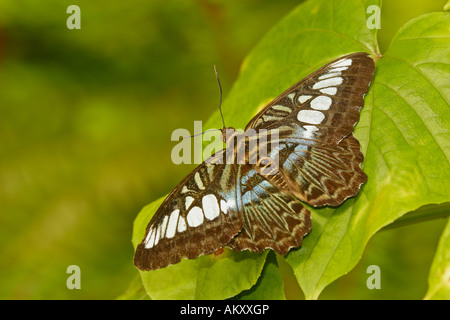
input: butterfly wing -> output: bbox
[134,150,244,271]
[279,133,367,206]
[246,52,374,143]
[247,52,374,206]
[227,165,311,254]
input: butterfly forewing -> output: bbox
[134,150,243,271]
[247,52,374,146]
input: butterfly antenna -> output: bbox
[178,66,225,141]
[214,65,226,129]
[179,128,221,141]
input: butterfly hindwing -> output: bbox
[227,165,311,254]
[276,133,367,206]
[134,150,243,271]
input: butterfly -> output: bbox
[134,52,375,271]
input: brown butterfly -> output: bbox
[134,52,375,271]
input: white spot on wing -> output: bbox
[298,95,313,104]
[144,228,156,248]
[177,216,187,232]
[154,225,161,246]
[318,71,342,80]
[194,172,204,190]
[272,104,292,113]
[160,216,169,239]
[297,110,325,124]
[187,206,204,227]
[165,209,180,239]
[330,66,349,72]
[227,198,236,210]
[185,196,194,210]
[310,95,332,110]
[331,58,352,68]
[202,194,220,220]
[303,125,319,138]
[312,77,343,89]
[262,114,276,122]
[221,198,236,214]
[320,87,337,95]
[220,199,228,214]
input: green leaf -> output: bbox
[132,0,450,299]
[424,217,450,299]
[381,203,450,231]
[236,251,285,300]
[116,273,151,300]
[205,0,379,132]
[286,11,450,299]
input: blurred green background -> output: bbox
[0,0,447,299]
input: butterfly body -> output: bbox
[134,52,375,271]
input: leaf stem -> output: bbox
[381,202,450,231]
